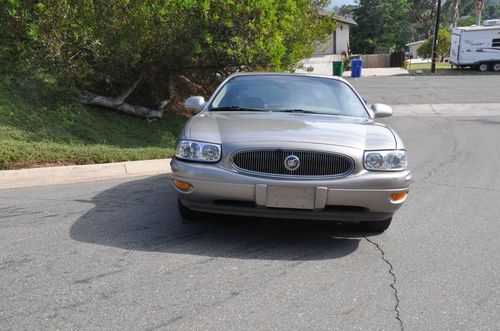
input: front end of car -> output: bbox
[171,139,411,227]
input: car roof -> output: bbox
[226,72,349,84]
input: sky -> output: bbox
[329,0,356,7]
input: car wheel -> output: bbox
[178,199,199,221]
[360,217,393,232]
[494,63,500,72]
[478,63,490,72]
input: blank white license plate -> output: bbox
[266,186,315,209]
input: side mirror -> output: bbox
[184,96,206,113]
[371,103,393,118]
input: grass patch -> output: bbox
[0,72,186,169]
[408,62,500,76]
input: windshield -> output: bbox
[209,75,368,118]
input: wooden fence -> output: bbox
[360,54,391,68]
[358,52,405,68]
[303,53,405,70]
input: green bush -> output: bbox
[0,72,184,169]
[2,0,335,108]
[417,29,451,61]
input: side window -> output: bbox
[493,38,500,47]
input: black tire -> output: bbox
[493,63,500,72]
[178,199,199,221]
[478,63,490,72]
[360,217,393,232]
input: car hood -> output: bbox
[184,111,397,150]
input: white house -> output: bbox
[313,14,358,55]
[405,40,426,59]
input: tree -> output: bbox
[407,0,436,41]
[335,4,357,16]
[475,0,485,25]
[351,0,412,54]
[347,0,497,57]
[417,28,452,61]
[452,0,461,27]
[484,1,500,20]
[2,0,335,118]
[443,0,500,27]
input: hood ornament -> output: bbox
[284,155,300,171]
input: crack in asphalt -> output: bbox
[421,132,458,183]
[413,116,458,185]
[429,104,440,117]
[364,237,404,331]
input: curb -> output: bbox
[0,159,171,189]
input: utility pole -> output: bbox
[431,0,442,73]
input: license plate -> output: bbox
[266,186,315,209]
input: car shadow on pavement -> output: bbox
[70,175,376,261]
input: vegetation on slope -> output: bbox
[0,71,184,169]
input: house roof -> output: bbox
[333,15,358,27]
[318,10,358,27]
[405,40,426,47]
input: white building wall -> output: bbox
[335,24,350,54]
[313,33,334,55]
[407,42,424,58]
[313,23,351,55]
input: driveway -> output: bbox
[1,111,499,329]
[295,54,408,77]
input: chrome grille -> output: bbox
[231,149,354,179]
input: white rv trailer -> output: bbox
[450,21,500,72]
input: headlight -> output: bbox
[175,140,221,162]
[364,150,407,171]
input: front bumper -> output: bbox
[171,158,412,222]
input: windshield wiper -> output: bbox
[278,109,319,114]
[278,109,346,116]
[210,106,265,112]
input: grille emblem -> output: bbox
[284,155,300,171]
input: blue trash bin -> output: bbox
[351,59,363,78]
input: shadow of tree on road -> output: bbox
[70,175,377,261]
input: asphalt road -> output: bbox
[349,75,500,105]
[1,114,500,330]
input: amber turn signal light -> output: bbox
[173,179,191,191]
[391,192,408,202]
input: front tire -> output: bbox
[360,217,392,232]
[493,63,500,72]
